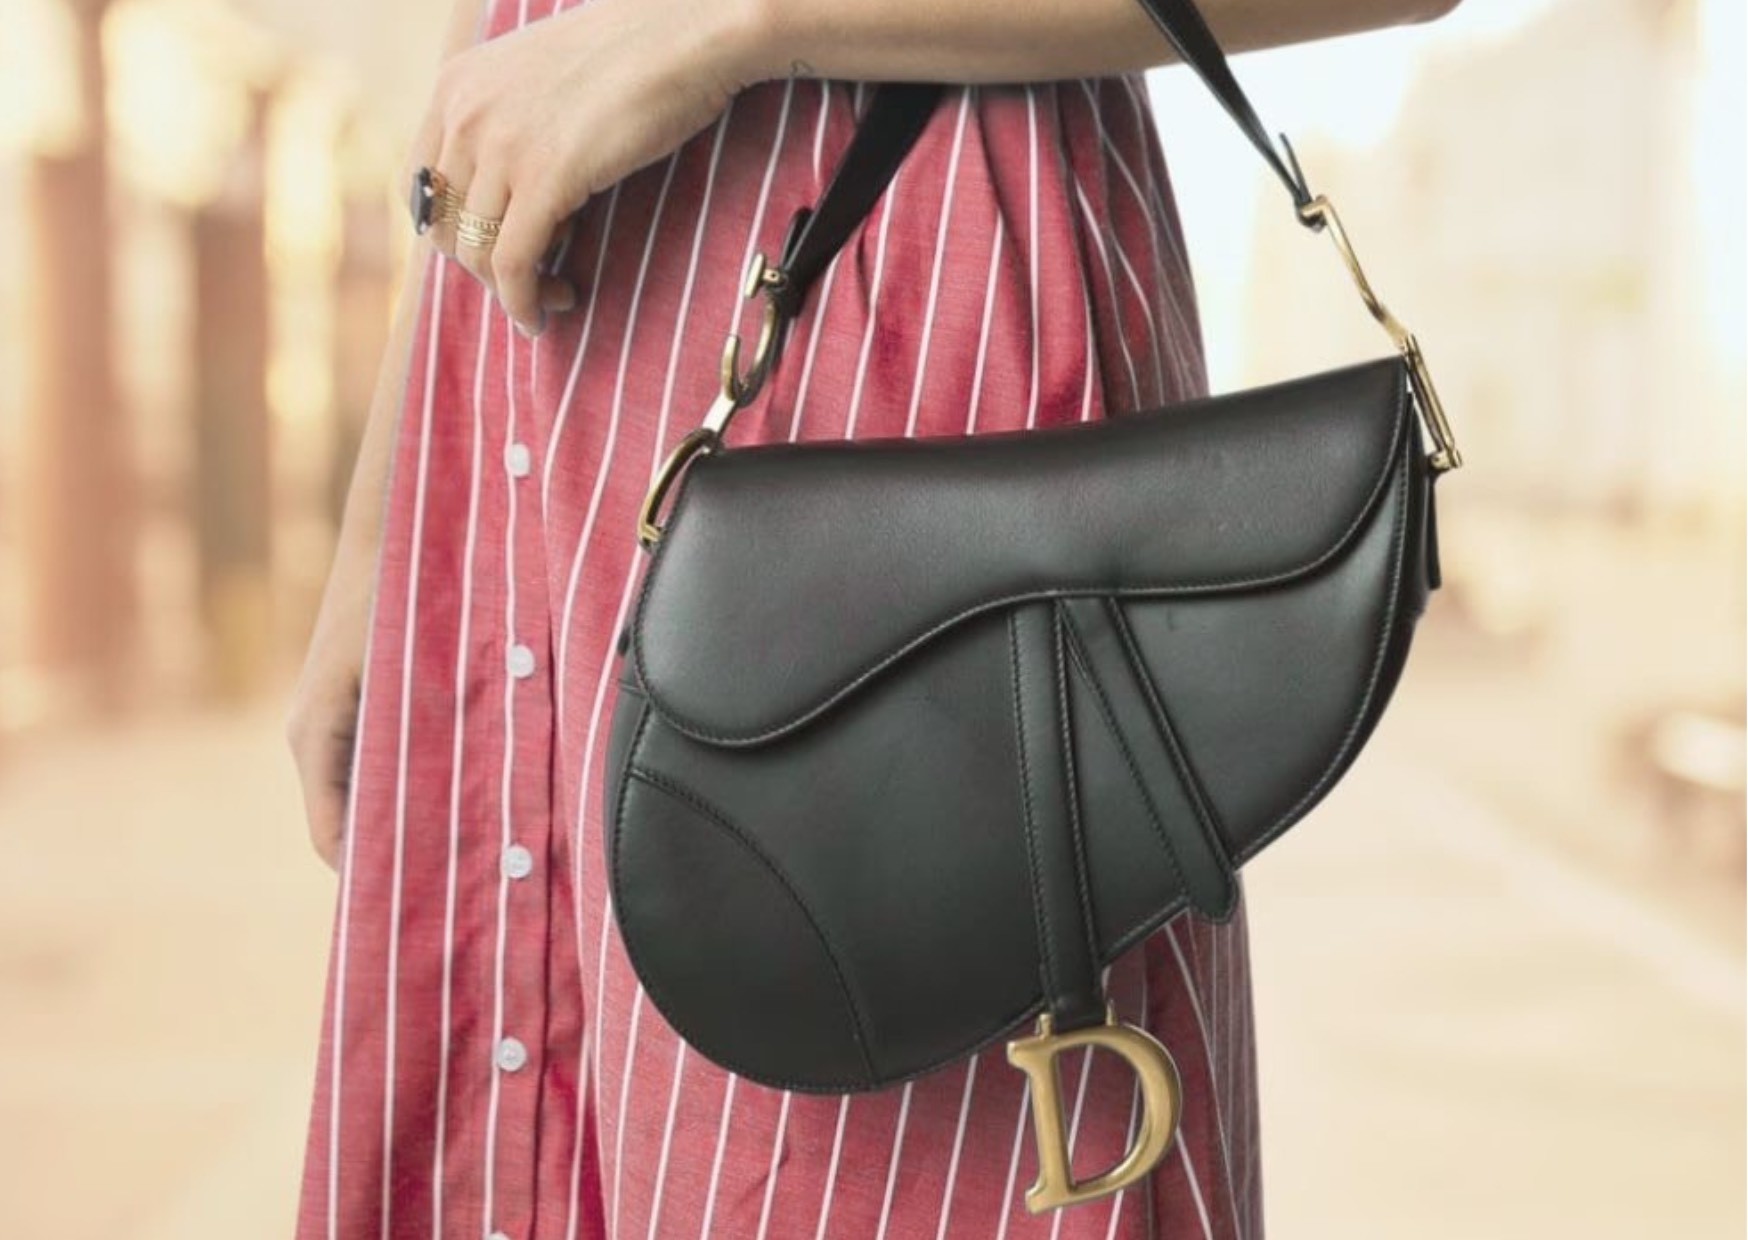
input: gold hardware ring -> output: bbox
[638,427,721,549]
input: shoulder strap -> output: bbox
[770,0,1312,319]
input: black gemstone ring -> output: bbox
[409,166,464,235]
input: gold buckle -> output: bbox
[1006,1004,1183,1213]
[637,251,792,548]
[637,427,719,549]
[1298,195,1463,474]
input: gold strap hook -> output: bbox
[1299,195,1464,474]
[715,251,791,417]
[638,251,796,549]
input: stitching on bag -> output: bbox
[618,765,879,1087]
[611,688,1057,1095]
[633,363,1411,746]
[1058,616,1190,901]
[1009,610,1059,1011]
[1229,415,1415,868]
[1052,605,1103,996]
[1106,411,1416,949]
[1106,598,1238,920]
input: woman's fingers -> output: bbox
[452,170,510,294]
[405,3,738,334]
[286,674,361,874]
[493,188,576,336]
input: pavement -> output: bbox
[0,661,1741,1239]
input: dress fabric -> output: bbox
[294,2,1263,1236]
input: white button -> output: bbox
[507,644,536,678]
[495,1037,528,1073]
[505,442,532,478]
[502,844,534,880]
[488,1232,513,1240]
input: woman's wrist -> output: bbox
[704,0,792,93]
[695,0,1466,95]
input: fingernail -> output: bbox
[515,314,545,339]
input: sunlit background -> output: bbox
[0,0,1742,1235]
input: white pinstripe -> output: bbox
[839,159,910,440]
[324,245,421,1236]
[643,1040,690,1238]
[1071,180,1145,409]
[479,308,526,1240]
[965,208,1006,435]
[1023,90,1042,430]
[754,1091,793,1240]
[697,1073,740,1239]
[430,304,492,1238]
[932,1057,980,1240]
[1106,955,1153,1240]
[609,986,647,1234]
[1076,79,1197,401]
[902,90,974,438]
[376,259,450,1240]
[811,78,831,185]
[993,1078,1033,1240]
[555,182,623,1240]
[874,1083,916,1239]
[542,183,622,533]
[1116,75,1205,396]
[812,1095,853,1240]
[1168,921,1240,1238]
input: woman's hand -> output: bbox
[286,536,377,872]
[411,0,766,338]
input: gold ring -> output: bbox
[456,210,503,249]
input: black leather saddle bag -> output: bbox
[602,0,1464,1214]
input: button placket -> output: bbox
[486,386,558,1240]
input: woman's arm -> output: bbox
[330,0,492,587]
[285,0,491,870]
[733,0,1461,86]
[416,0,1460,338]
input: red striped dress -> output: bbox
[295,1,1263,1235]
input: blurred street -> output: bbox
[0,609,1740,1239]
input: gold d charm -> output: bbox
[1006,1006,1183,1214]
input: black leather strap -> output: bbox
[768,81,946,320]
[1127,0,1312,208]
[768,0,1311,320]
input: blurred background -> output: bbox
[0,0,1741,1235]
